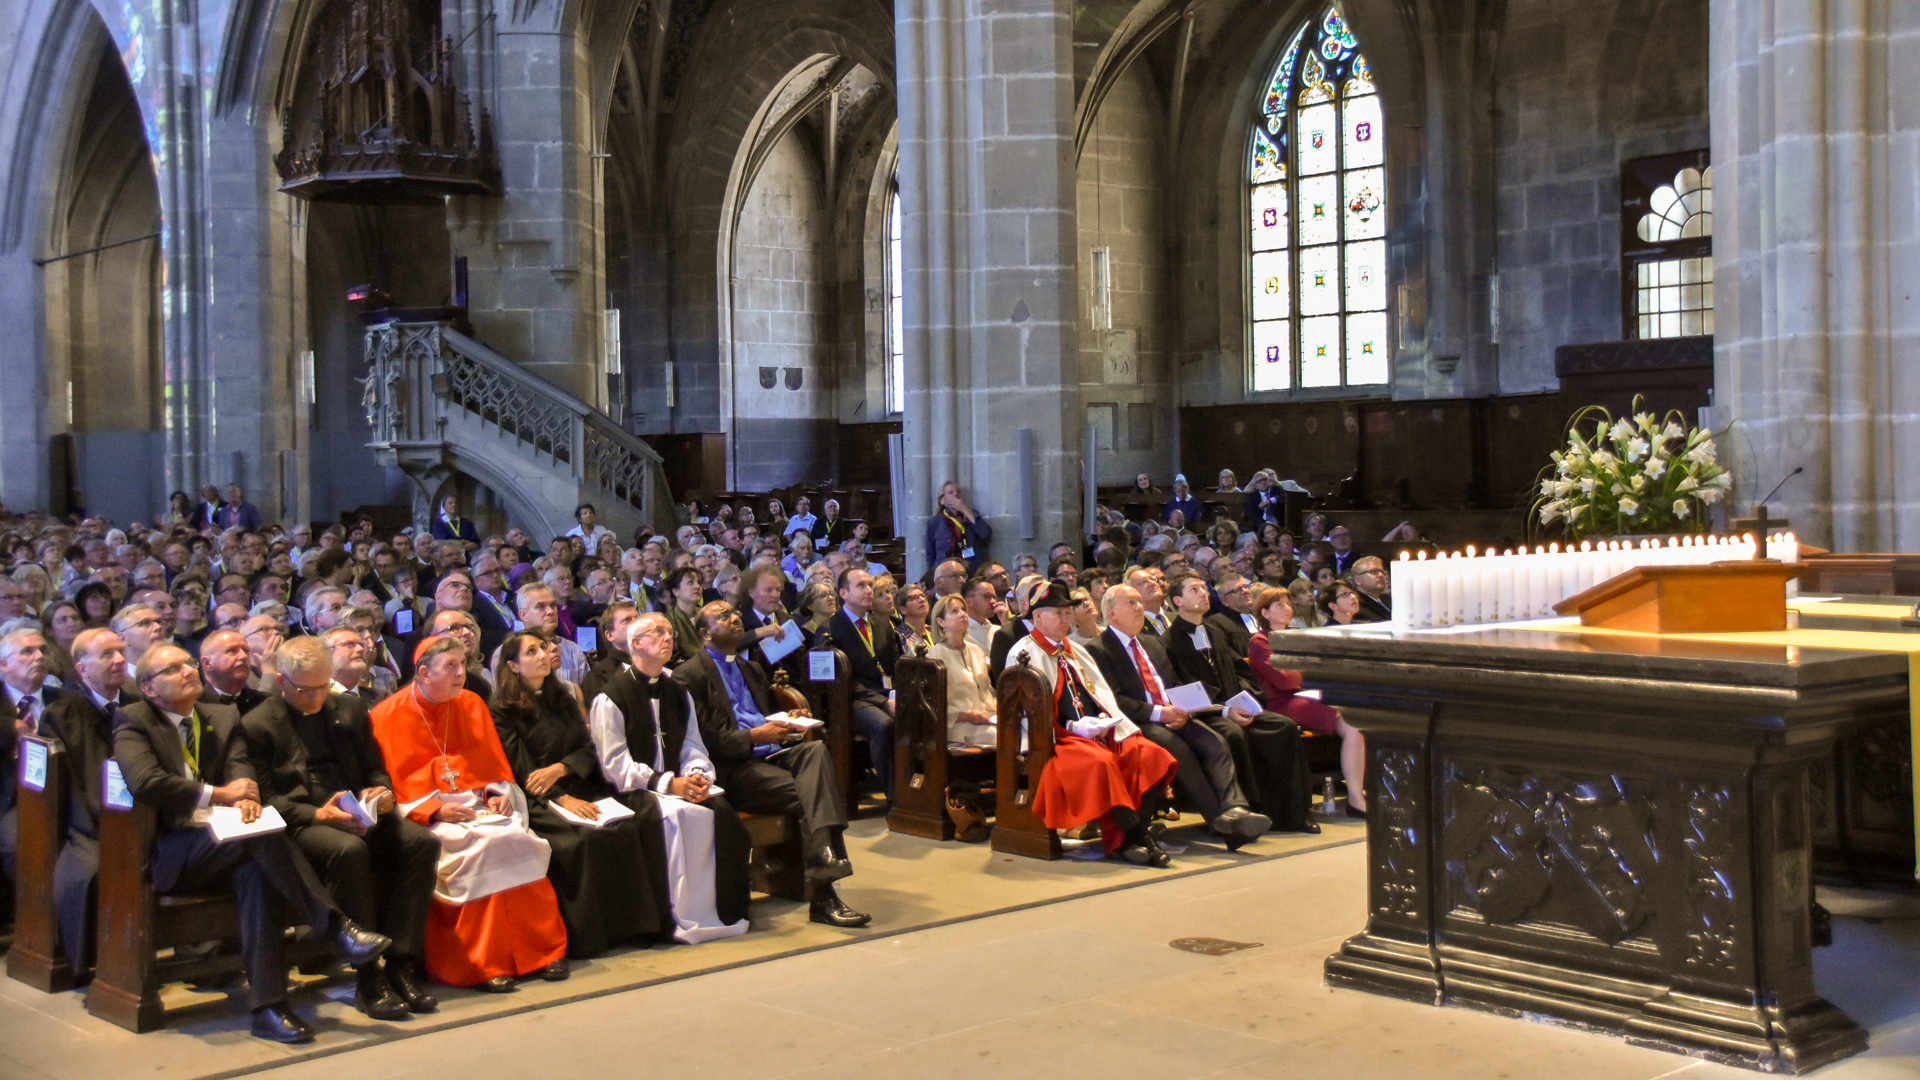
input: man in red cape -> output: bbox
[1002,582,1179,866]
[370,635,568,990]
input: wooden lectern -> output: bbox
[1552,561,1803,634]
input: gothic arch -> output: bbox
[658,0,893,467]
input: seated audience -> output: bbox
[369,635,569,991]
[1002,583,1179,866]
[490,631,671,960]
[675,602,869,926]
[1248,587,1365,814]
[586,614,749,943]
[116,642,394,1042]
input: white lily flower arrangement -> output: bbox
[1534,396,1731,539]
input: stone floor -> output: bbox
[4,812,1917,1080]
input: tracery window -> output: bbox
[1621,151,1712,339]
[1247,5,1388,393]
[886,186,905,415]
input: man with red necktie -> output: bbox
[827,568,898,798]
[1002,583,1179,866]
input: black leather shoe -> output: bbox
[388,961,439,1013]
[1211,807,1273,842]
[250,1004,315,1044]
[331,918,392,967]
[474,975,518,993]
[805,846,853,883]
[1294,819,1322,834]
[809,891,872,927]
[1345,804,1367,819]
[354,968,410,1021]
[540,958,570,982]
[1119,839,1173,868]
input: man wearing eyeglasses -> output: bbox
[108,603,167,688]
[241,637,440,1020]
[113,643,394,1042]
[1347,556,1392,623]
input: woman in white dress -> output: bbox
[922,595,997,748]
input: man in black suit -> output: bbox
[675,602,869,927]
[1087,586,1270,849]
[735,566,791,681]
[197,629,268,715]
[1161,573,1316,833]
[112,643,393,1043]
[1,627,70,879]
[1206,572,1266,684]
[1348,556,1393,623]
[241,637,439,1018]
[826,568,897,798]
[430,569,510,661]
[1243,471,1285,531]
[581,600,641,701]
[42,629,137,974]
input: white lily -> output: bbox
[1619,496,1640,517]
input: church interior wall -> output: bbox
[1490,0,1711,394]
[729,127,836,489]
[46,32,165,525]
[1076,57,1173,487]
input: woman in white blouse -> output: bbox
[923,594,997,748]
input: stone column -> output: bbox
[897,0,1082,580]
[446,12,603,403]
[1712,1,1920,548]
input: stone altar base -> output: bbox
[1279,627,1906,1073]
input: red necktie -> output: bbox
[1129,639,1168,707]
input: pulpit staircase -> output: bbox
[360,320,672,540]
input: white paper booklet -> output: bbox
[761,621,807,664]
[1164,681,1214,712]
[1223,690,1264,716]
[204,804,288,843]
[551,796,637,829]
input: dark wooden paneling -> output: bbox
[1356,401,1475,509]
[642,433,726,503]
[836,422,900,487]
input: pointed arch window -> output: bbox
[886,185,905,415]
[1246,5,1388,393]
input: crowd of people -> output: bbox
[0,469,1386,1042]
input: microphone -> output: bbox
[1757,466,1804,507]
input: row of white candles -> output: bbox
[1389,533,1801,630]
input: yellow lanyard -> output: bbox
[854,617,876,655]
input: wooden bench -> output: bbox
[737,671,820,902]
[7,735,74,991]
[797,645,858,816]
[989,662,1059,860]
[888,656,994,840]
[87,761,324,1033]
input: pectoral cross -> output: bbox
[438,758,460,791]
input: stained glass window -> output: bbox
[1621,151,1712,340]
[1247,5,1389,394]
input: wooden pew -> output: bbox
[739,672,816,903]
[7,734,74,991]
[86,761,323,1033]
[989,661,1059,860]
[888,656,993,840]
[797,644,857,816]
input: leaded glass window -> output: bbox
[886,187,904,415]
[1246,5,1388,393]
[1621,151,1712,339]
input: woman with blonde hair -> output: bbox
[924,594,997,747]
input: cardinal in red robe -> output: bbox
[370,636,568,988]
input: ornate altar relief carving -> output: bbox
[1678,782,1739,973]
[1373,748,1422,919]
[1443,767,1659,944]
